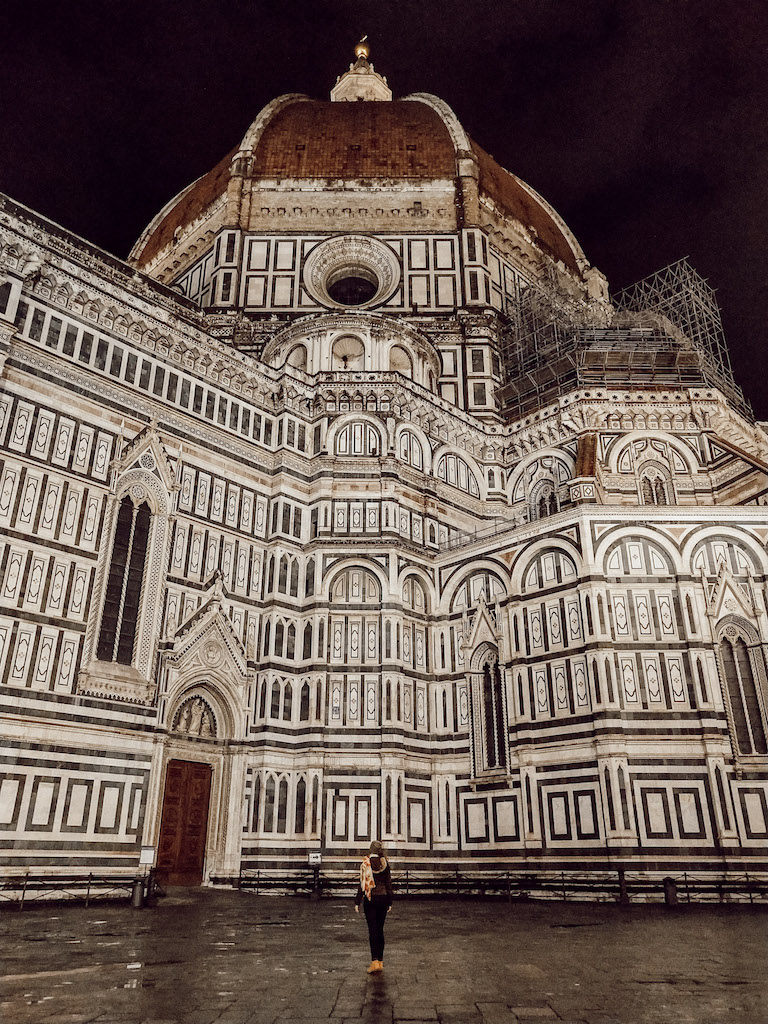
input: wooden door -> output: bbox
[156,759,212,885]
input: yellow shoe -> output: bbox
[367,961,379,973]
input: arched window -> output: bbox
[295,778,306,833]
[305,558,315,597]
[263,776,276,832]
[530,482,558,522]
[266,555,275,594]
[278,555,289,593]
[300,682,310,721]
[270,680,280,719]
[258,681,267,719]
[303,622,313,660]
[719,632,767,755]
[639,469,670,505]
[97,496,151,664]
[283,684,293,721]
[274,621,285,657]
[262,620,271,657]
[252,775,261,831]
[276,778,288,833]
[335,421,381,456]
[311,776,320,833]
[286,623,296,660]
[436,453,480,496]
[480,657,507,771]
[398,430,423,470]
[290,561,299,597]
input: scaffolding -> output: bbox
[498,258,749,420]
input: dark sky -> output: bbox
[3,0,767,415]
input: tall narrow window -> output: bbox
[286,623,296,660]
[311,777,319,833]
[295,778,306,834]
[274,621,285,657]
[303,623,313,660]
[300,682,310,721]
[276,779,288,833]
[263,777,276,832]
[97,496,151,665]
[720,636,768,755]
[252,775,262,832]
[481,659,507,771]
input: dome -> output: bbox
[130,90,585,279]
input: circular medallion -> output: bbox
[303,235,400,310]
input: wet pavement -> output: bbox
[1,887,766,1024]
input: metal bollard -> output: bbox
[131,877,145,909]
[663,876,679,906]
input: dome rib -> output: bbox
[471,141,585,273]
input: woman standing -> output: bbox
[354,840,393,973]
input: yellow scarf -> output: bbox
[360,856,375,900]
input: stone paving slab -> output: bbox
[0,888,766,1024]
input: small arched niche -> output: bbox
[389,344,413,375]
[331,335,365,370]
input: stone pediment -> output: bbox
[705,561,754,621]
[167,574,247,680]
[462,594,503,658]
[113,420,179,492]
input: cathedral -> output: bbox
[1,43,767,891]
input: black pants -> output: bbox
[363,896,388,960]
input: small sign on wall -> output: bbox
[139,846,156,866]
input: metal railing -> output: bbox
[0,872,137,910]
[235,868,768,905]
[4,868,766,908]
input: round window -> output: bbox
[303,236,400,309]
[326,269,378,306]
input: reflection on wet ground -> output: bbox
[1,887,766,1023]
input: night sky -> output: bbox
[3,0,767,415]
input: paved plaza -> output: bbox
[1,887,766,1024]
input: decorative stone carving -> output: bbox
[302,235,400,309]
[173,695,217,737]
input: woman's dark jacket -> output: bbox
[355,855,394,908]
